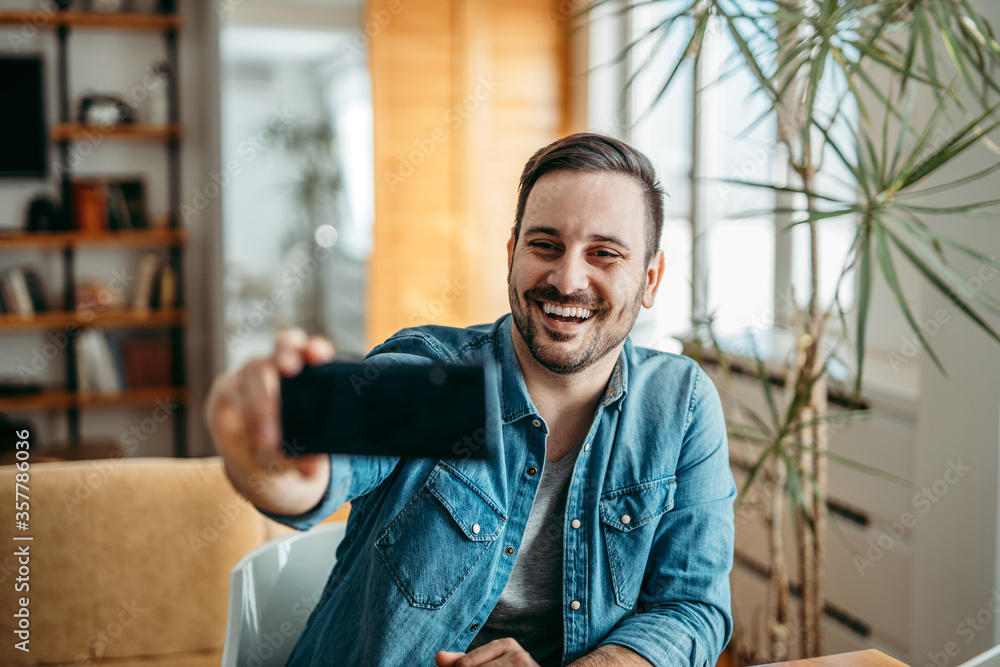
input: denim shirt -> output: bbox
[265,314,736,667]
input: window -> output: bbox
[587,2,856,352]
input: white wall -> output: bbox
[910,1,1000,663]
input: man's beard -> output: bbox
[508,269,645,375]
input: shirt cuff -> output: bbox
[257,454,353,531]
[601,609,724,667]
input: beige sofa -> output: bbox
[0,455,346,667]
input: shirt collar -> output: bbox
[495,314,630,424]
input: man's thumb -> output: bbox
[434,650,466,666]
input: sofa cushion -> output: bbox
[0,456,270,666]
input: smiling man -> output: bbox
[207,133,736,667]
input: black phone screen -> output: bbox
[280,361,491,460]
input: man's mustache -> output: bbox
[523,286,605,312]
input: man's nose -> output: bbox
[546,252,590,295]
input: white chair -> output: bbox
[958,643,1000,667]
[222,521,347,667]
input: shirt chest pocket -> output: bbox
[599,476,676,610]
[376,464,505,609]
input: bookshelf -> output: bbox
[0,308,187,331]
[0,10,183,30]
[0,8,187,457]
[0,387,187,412]
[0,228,186,249]
[50,123,185,142]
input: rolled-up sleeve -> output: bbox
[259,453,398,531]
[601,367,737,667]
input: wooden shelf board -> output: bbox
[52,123,184,142]
[0,440,124,465]
[0,11,183,30]
[0,309,187,331]
[0,228,186,249]
[0,386,187,412]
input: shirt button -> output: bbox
[583,442,591,451]
[505,546,514,556]
[527,466,538,476]
[470,623,479,631]
[571,519,581,529]
[472,523,480,535]
[621,514,631,525]
[532,419,542,428]
[570,600,581,611]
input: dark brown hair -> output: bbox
[513,133,665,266]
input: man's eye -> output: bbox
[593,250,619,259]
[530,241,558,251]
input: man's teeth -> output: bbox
[541,302,593,320]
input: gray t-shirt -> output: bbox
[466,443,582,666]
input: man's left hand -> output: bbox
[434,638,541,666]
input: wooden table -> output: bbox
[757,649,910,667]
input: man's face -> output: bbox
[507,169,663,375]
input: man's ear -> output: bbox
[642,249,665,309]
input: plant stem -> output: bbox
[767,454,791,663]
[796,150,828,658]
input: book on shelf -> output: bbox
[132,253,177,312]
[132,252,159,312]
[119,335,171,388]
[106,333,129,391]
[0,267,49,316]
[71,180,107,233]
[74,329,129,394]
[70,177,149,232]
[22,268,49,312]
[155,264,176,310]
[119,180,149,229]
[106,182,133,231]
[0,270,31,315]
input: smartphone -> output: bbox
[280,360,491,459]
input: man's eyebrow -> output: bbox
[522,226,560,238]
[522,227,633,253]
[588,234,632,252]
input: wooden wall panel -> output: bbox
[368,0,580,347]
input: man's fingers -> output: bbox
[238,358,281,459]
[275,327,309,349]
[434,651,465,666]
[206,334,335,516]
[274,330,335,375]
[446,638,536,667]
[304,336,336,365]
[274,328,309,376]
[206,384,248,460]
